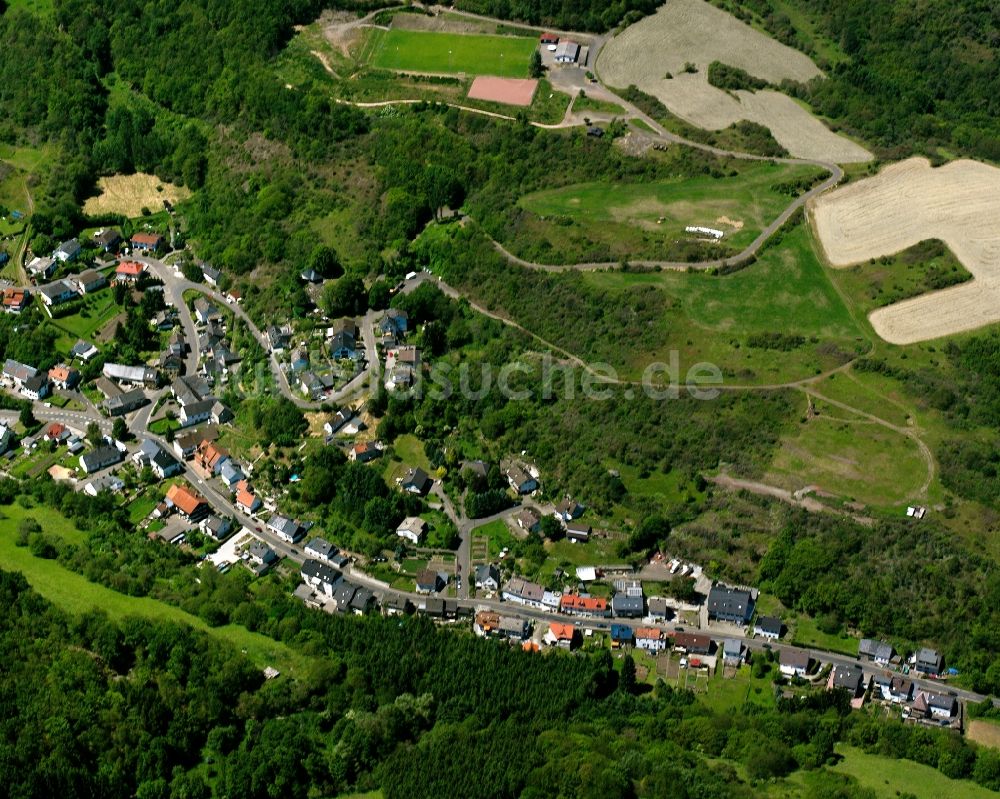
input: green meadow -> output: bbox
[516,161,823,261]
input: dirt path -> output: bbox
[709,473,875,525]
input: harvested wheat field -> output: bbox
[812,157,1000,344]
[83,173,191,218]
[967,720,1000,751]
[598,0,871,163]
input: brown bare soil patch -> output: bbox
[467,76,538,106]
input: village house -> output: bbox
[611,624,634,647]
[301,558,342,597]
[53,239,81,263]
[829,663,867,698]
[27,256,58,281]
[267,514,309,544]
[502,577,546,609]
[304,537,339,564]
[722,639,744,665]
[235,480,261,513]
[74,269,106,295]
[131,232,164,253]
[859,638,894,666]
[200,515,233,542]
[194,440,229,475]
[266,324,292,352]
[80,445,123,475]
[565,521,592,543]
[779,649,812,678]
[3,358,37,389]
[873,674,913,704]
[114,260,145,284]
[611,593,644,618]
[513,507,542,534]
[93,229,121,252]
[555,497,585,521]
[71,340,98,361]
[165,483,210,521]
[83,474,125,497]
[192,297,219,325]
[647,597,671,622]
[219,459,245,489]
[560,594,610,618]
[635,627,666,652]
[2,287,30,314]
[753,616,784,640]
[673,632,713,656]
[415,569,445,594]
[202,264,222,286]
[179,399,215,428]
[401,467,431,495]
[544,622,577,649]
[44,423,71,444]
[329,318,360,360]
[105,388,148,416]
[912,690,958,720]
[379,308,408,337]
[914,647,944,675]
[349,441,383,463]
[47,364,79,390]
[707,584,755,625]
[505,464,538,494]
[103,362,158,388]
[38,279,78,307]
[246,540,278,575]
[172,433,201,460]
[134,439,182,479]
[474,564,501,592]
[396,516,427,545]
[21,374,50,401]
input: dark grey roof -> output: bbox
[707,584,753,620]
[305,537,338,559]
[831,663,864,691]
[755,616,783,635]
[301,558,341,586]
[611,594,644,614]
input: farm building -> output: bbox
[553,41,580,63]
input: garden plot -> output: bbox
[597,0,871,163]
[811,157,1000,344]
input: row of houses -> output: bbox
[299,559,376,615]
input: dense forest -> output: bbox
[453,0,661,32]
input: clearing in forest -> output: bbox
[368,28,537,77]
[597,0,871,163]
[83,173,192,218]
[811,157,1000,344]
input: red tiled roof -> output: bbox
[116,261,144,276]
[548,622,575,640]
[131,232,163,245]
[560,594,608,612]
[166,483,205,517]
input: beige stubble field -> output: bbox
[811,157,1000,344]
[597,0,872,163]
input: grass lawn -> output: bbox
[789,613,859,656]
[392,433,432,472]
[126,492,160,524]
[572,93,626,116]
[542,535,622,572]
[474,518,517,559]
[368,28,537,77]
[824,745,997,799]
[149,417,181,436]
[517,161,823,261]
[0,502,315,677]
[698,663,777,713]
[47,291,123,343]
[582,224,865,384]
